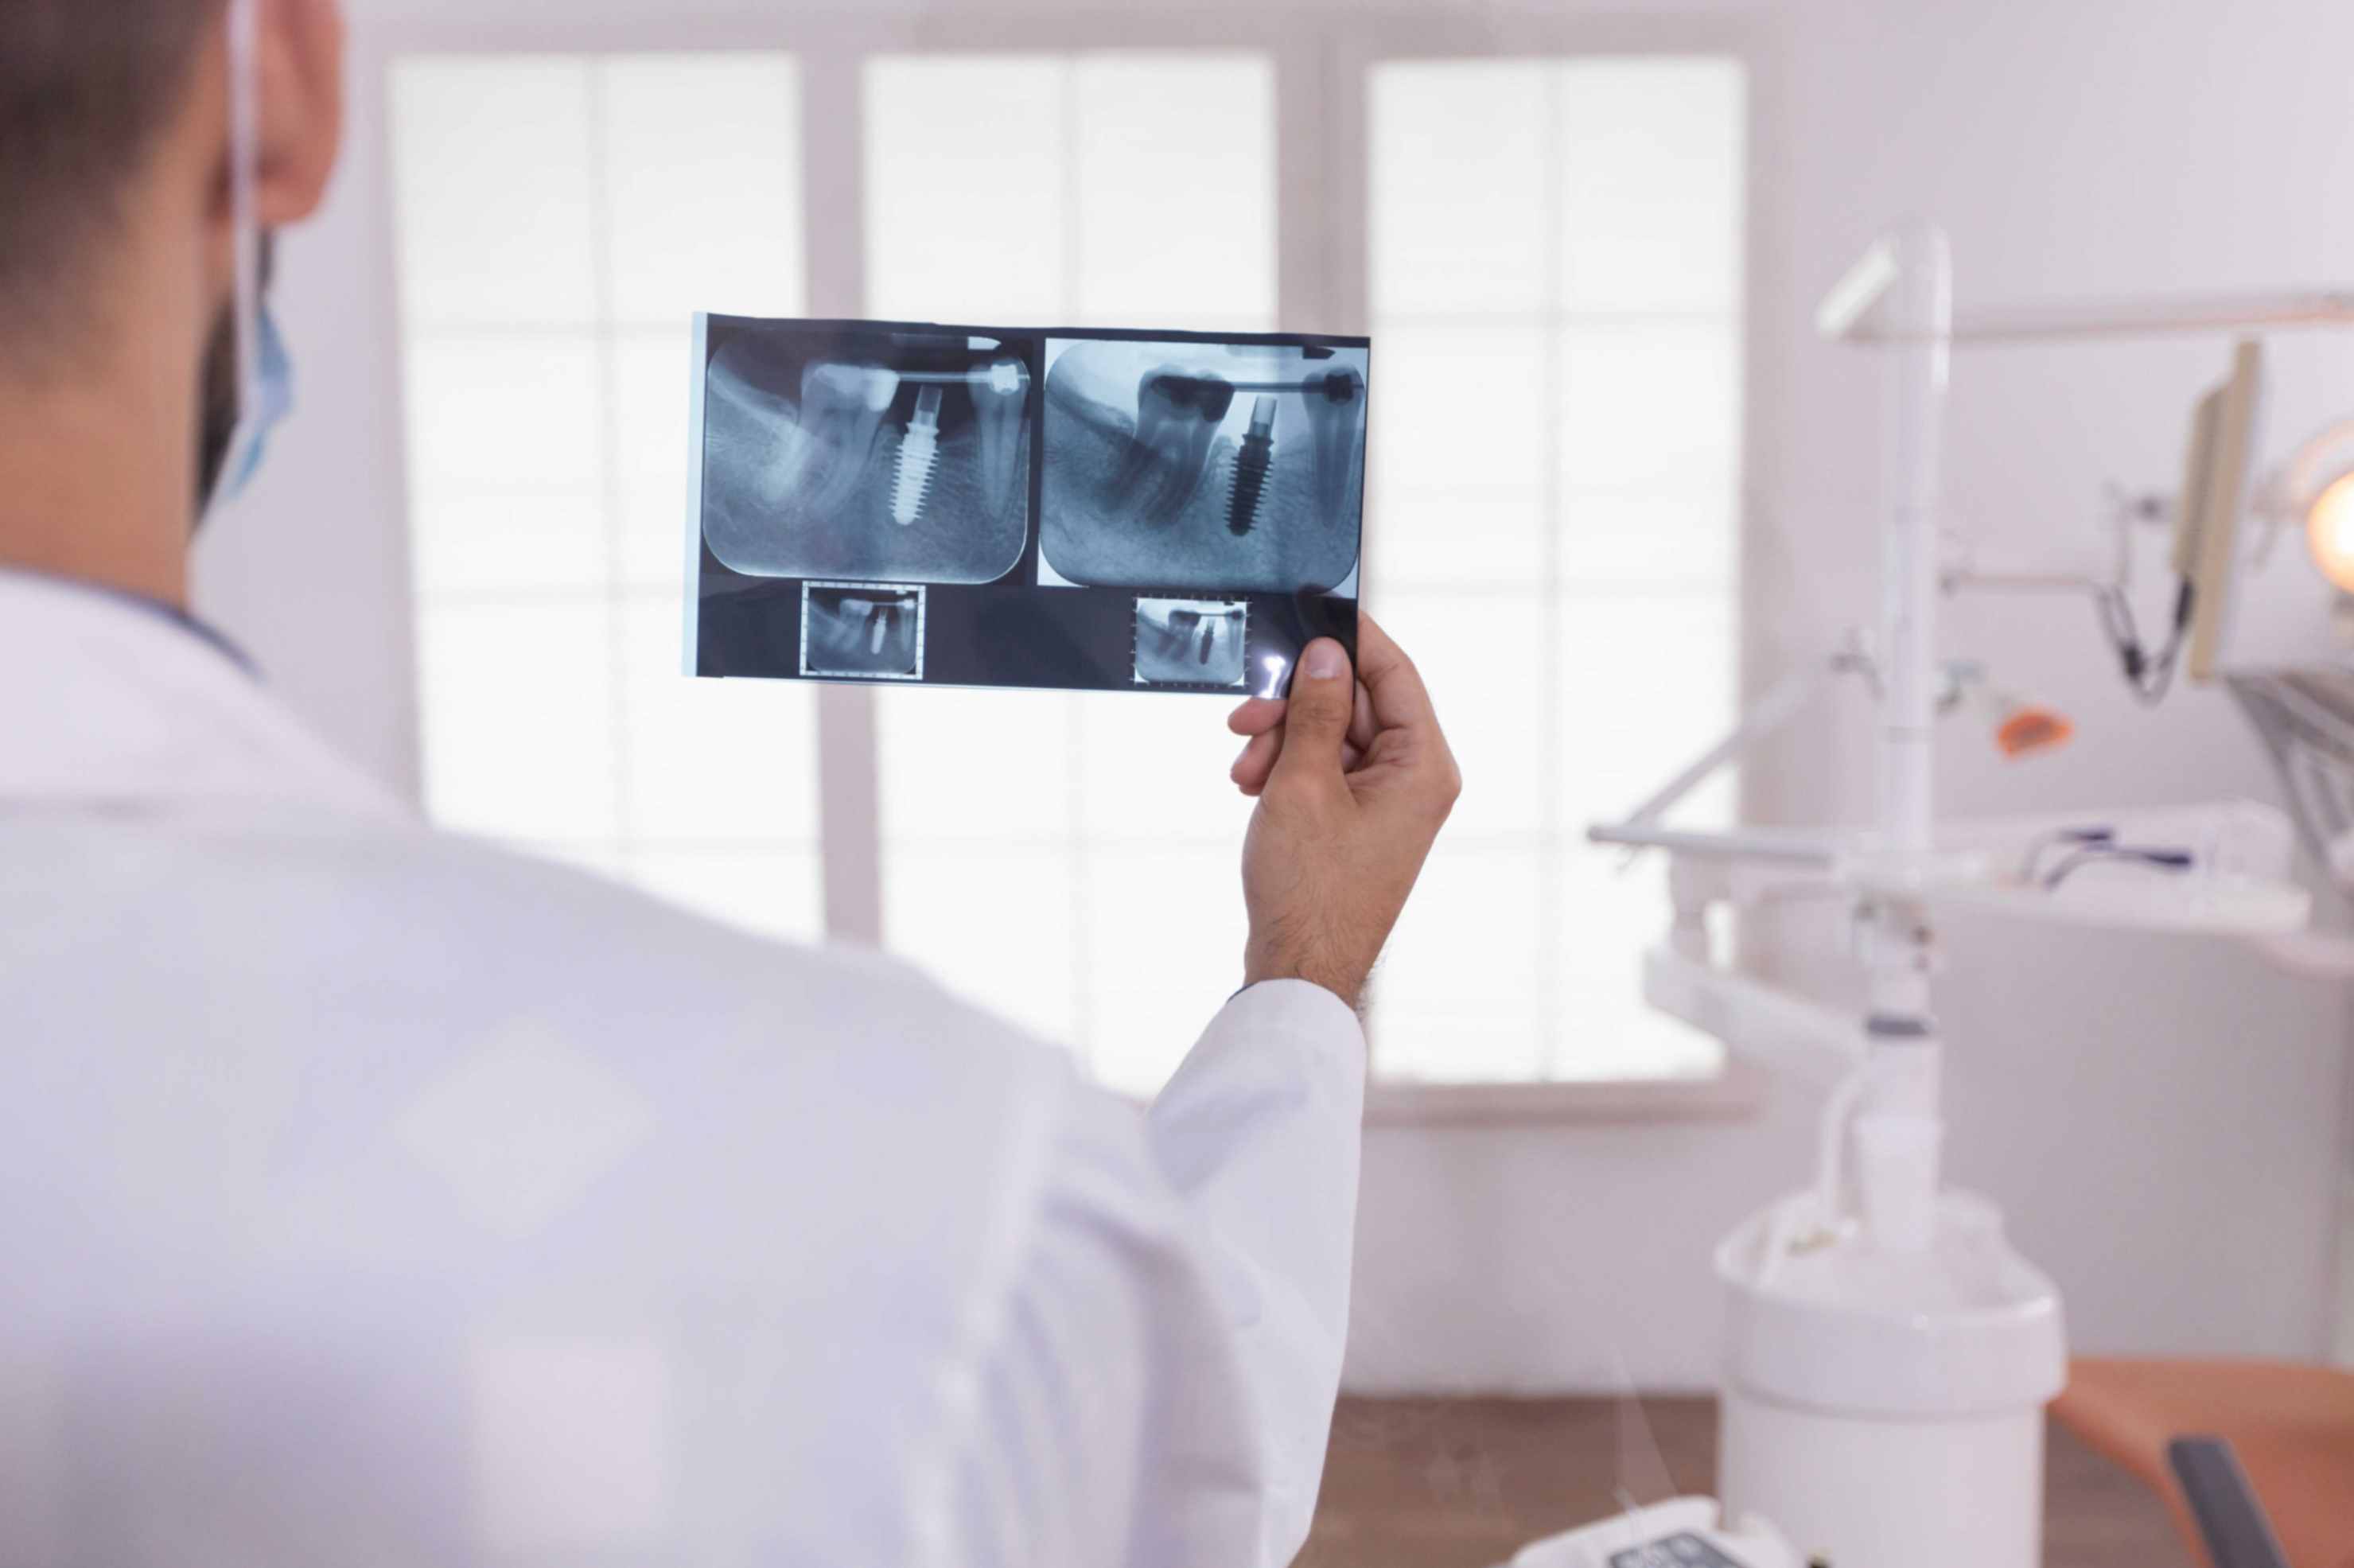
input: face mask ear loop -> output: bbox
[208,0,265,525]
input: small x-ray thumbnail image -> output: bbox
[800,583,926,681]
[1134,597,1250,688]
[698,317,1035,586]
[1041,338,1367,596]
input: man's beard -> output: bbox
[192,234,274,526]
[193,298,238,521]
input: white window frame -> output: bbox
[356,7,1776,1121]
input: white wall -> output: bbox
[198,0,2354,1392]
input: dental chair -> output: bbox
[2053,1358,2354,1568]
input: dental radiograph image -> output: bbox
[690,314,1365,695]
[800,583,925,680]
[701,324,1035,584]
[1134,597,1249,688]
[1040,339,1368,593]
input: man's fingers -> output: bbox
[1231,684,1372,743]
[1344,614,1462,817]
[1235,718,1375,794]
[1227,696,1287,737]
[1353,613,1441,737]
[1230,636,1380,796]
[1238,739,1362,797]
[1266,639,1356,792]
[1230,727,1282,793]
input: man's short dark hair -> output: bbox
[1,1,223,354]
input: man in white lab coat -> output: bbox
[0,3,1458,1566]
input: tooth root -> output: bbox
[768,420,824,504]
[971,358,1029,519]
[1159,410,1222,523]
[1115,367,1231,525]
[1112,371,1181,498]
[892,386,944,527]
[797,362,901,519]
[1301,365,1365,525]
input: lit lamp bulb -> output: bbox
[2305,472,2354,593]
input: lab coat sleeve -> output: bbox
[949,979,1366,1568]
[1142,978,1368,1557]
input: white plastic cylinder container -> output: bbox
[1715,1191,2066,1568]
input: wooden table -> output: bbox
[1301,1396,2190,1568]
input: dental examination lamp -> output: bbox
[1570,226,2354,1568]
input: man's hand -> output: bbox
[1226,614,1458,1008]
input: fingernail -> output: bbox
[1302,641,1345,680]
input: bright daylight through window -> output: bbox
[390,46,1745,1092]
[1369,57,1744,1082]
[393,54,822,943]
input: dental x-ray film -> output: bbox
[687,317,1367,696]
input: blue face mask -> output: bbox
[196,0,283,529]
[217,302,294,504]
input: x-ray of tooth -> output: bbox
[1040,337,1367,594]
[1134,597,1248,688]
[700,322,1033,585]
[789,361,902,519]
[1113,367,1237,524]
[964,357,1029,523]
[800,582,925,680]
[1298,364,1366,527]
[689,314,1364,697]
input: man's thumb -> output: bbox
[1271,640,1354,783]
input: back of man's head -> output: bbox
[0,2,223,365]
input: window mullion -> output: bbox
[1295,25,1377,1057]
[801,47,886,947]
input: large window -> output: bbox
[386,32,1746,1094]
[393,54,823,943]
[864,53,1275,1094]
[1367,59,1743,1081]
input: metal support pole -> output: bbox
[1857,222,1953,1248]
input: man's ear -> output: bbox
[255,0,346,226]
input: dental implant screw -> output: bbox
[892,386,944,527]
[1228,395,1278,536]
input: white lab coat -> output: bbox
[0,569,1365,1568]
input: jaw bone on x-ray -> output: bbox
[702,329,1031,583]
[1041,340,1367,594]
[688,317,1367,696]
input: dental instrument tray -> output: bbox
[687,315,1367,697]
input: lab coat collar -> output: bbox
[0,567,410,823]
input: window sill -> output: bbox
[1364,1057,1767,1126]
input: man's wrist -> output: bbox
[1242,951,1368,1012]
